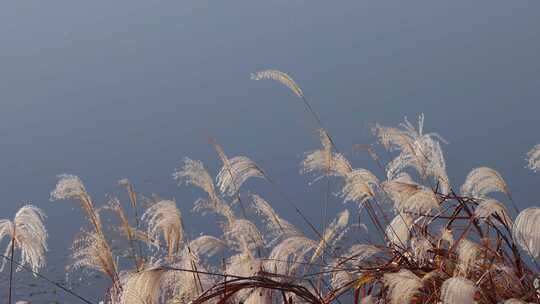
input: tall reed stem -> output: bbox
[8,232,15,304]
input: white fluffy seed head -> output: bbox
[461,167,509,198]
[266,236,316,276]
[440,277,476,304]
[227,252,261,278]
[188,235,225,259]
[392,187,439,214]
[456,239,480,275]
[50,174,87,201]
[310,210,349,262]
[526,144,540,172]
[141,200,184,258]
[345,244,381,262]
[474,198,512,227]
[70,231,117,282]
[226,218,265,253]
[0,205,48,273]
[512,207,540,258]
[374,115,450,193]
[119,264,166,304]
[173,158,217,201]
[440,228,454,245]
[250,194,300,242]
[301,129,352,182]
[383,269,422,304]
[250,69,304,98]
[216,156,265,196]
[340,169,379,206]
[385,214,413,248]
[411,237,433,266]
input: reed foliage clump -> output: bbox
[5,70,540,304]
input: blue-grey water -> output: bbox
[1,1,540,302]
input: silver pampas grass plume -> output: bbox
[301,129,352,182]
[250,69,304,98]
[474,198,512,226]
[382,269,422,304]
[440,277,476,304]
[456,239,480,275]
[512,207,540,258]
[141,200,184,259]
[0,205,48,273]
[526,144,540,172]
[250,194,300,242]
[70,231,118,284]
[461,167,509,198]
[173,158,218,202]
[216,156,265,197]
[50,174,102,234]
[119,264,166,304]
[340,169,379,207]
[385,214,413,248]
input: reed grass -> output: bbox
[3,69,540,304]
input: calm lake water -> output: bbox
[1,1,540,302]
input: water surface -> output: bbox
[1,1,539,301]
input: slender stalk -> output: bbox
[8,237,14,304]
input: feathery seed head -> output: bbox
[526,144,540,172]
[0,205,48,273]
[440,277,476,304]
[173,158,217,201]
[513,207,540,258]
[216,156,265,196]
[474,198,512,227]
[340,169,380,206]
[141,200,184,258]
[383,269,422,304]
[70,231,118,283]
[50,174,87,201]
[250,69,304,98]
[461,167,509,198]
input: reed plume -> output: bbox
[250,69,304,98]
[456,239,480,276]
[474,198,512,226]
[0,205,48,273]
[527,144,540,172]
[411,236,433,266]
[70,231,119,287]
[302,129,352,182]
[339,169,379,206]
[250,194,300,243]
[51,174,103,234]
[440,277,477,304]
[461,167,509,198]
[118,263,166,304]
[173,157,218,203]
[118,178,138,210]
[310,210,349,263]
[401,187,440,214]
[106,197,143,269]
[216,155,265,197]
[512,207,540,258]
[0,205,48,303]
[385,213,413,247]
[266,236,317,276]
[382,269,422,304]
[373,114,450,194]
[141,199,184,259]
